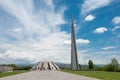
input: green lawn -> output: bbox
[0,70,28,78]
[61,70,120,80]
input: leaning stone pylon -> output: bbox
[71,17,79,70]
[31,61,60,71]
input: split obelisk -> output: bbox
[71,17,79,70]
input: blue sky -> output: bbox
[0,0,120,64]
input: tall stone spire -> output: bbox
[71,17,79,70]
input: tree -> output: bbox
[105,63,113,71]
[105,58,119,72]
[9,64,17,70]
[111,58,119,72]
[88,60,94,69]
[79,64,82,70]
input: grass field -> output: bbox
[61,70,120,80]
[0,70,28,78]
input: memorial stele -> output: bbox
[71,17,79,70]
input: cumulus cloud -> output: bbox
[81,0,113,14]
[85,14,95,21]
[102,46,116,50]
[64,39,90,45]
[93,27,108,34]
[0,50,35,64]
[112,16,120,25]
[0,32,71,64]
[76,39,90,44]
[0,44,36,64]
[64,40,71,45]
[0,0,71,64]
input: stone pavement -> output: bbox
[0,71,99,80]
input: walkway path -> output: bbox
[0,71,99,80]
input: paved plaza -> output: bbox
[0,71,99,80]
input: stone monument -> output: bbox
[71,17,79,70]
[31,61,60,71]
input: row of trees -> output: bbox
[0,64,32,70]
[86,58,120,72]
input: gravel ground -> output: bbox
[0,71,99,80]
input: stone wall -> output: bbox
[0,66,13,72]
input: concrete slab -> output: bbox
[0,71,99,80]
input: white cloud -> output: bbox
[0,0,66,36]
[85,14,95,21]
[94,27,108,34]
[76,39,90,44]
[102,46,116,50]
[0,44,36,64]
[74,23,77,27]
[64,39,90,45]
[12,28,22,32]
[64,40,71,45]
[112,26,120,31]
[112,16,120,25]
[81,0,113,14]
[0,0,71,64]
[0,50,35,64]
